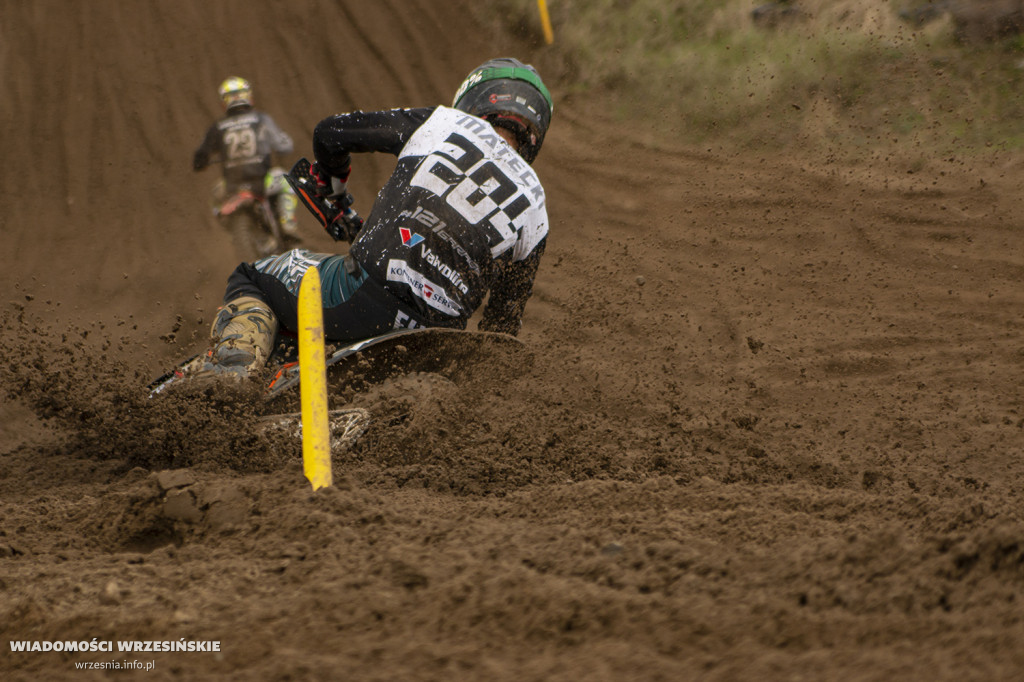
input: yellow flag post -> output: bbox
[537,0,554,44]
[298,266,332,491]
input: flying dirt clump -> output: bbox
[0,304,294,472]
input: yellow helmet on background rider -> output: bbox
[218,77,252,113]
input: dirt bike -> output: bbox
[156,158,527,452]
[148,327,528,453]
[216,182,285,261]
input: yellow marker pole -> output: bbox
[538,0,554,44]
[298,266,332,491]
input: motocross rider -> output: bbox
[195,58,553,379]
[192,77,300,245]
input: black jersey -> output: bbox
[193,109,293,187]
[313,106,549,334]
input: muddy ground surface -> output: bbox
[2,1,1024,680]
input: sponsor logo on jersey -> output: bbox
[386,259,462,317]
[420,245,469,295]
[397,206,482,275]
[393,311,421,329]
[399,227,425,247]
[435,228,481,275]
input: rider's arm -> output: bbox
[259,113,294,156]
[192,123,221,171]
[478,237,546,336]
[312,107,435,178]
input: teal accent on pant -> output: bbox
[317,254,368,307]
[252,249,368,308]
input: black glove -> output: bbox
[311,162,350,200]
[286,158,362,242]
[326,207,364,242]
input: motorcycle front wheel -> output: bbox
[227,210,273,262]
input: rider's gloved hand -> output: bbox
[326,207,364,242]
[311,163,350,200]
[287,157,362,242]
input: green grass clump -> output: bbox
[475,0,1024,158]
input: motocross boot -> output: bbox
[276,190,300,239]
[206,296,279,378]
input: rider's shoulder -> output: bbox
[220,109,261,126]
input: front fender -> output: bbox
[218,190,260,217]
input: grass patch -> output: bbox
[474,0,1024,159]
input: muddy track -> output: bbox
[2,2,1024,680]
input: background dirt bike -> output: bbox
[215,182,285,262]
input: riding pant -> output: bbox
[224,249,434,343]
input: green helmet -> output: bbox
[452,58,552,164]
